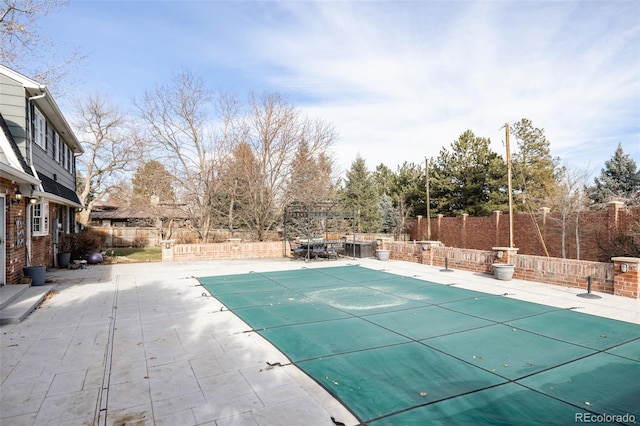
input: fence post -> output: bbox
[161,240,174,262]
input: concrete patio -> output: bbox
[1,258,638,425]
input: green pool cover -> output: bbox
[199,265,640,425]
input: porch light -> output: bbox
[12,190,22,204]
[29,197,38,205]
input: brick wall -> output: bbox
[386,241,621,296]
[167,240,286,261]
[2,177,62,284]
[410,202,639,262]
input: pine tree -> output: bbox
[379,194,400,234]
[431,130,507,216]
[589,143,640,205]
[131,160,176,206]
[510,118,561,210]
[340,156,382,232]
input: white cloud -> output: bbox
[241,1,639,171]
[38,0,639,175]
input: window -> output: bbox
[63,145,71,171]
[33,109,46,149]
[31,200,49,236]
[61,144,67,171]
[54,132,60,162]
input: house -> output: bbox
[88,200,191,247]
[0,65,83,285]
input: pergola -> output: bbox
[283,201,356,259]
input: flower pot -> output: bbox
[23,266,46,286]
[57,252,71,269]
[492,263,515,281]
[377,249,391,261]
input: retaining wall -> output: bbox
[161,239,637,299]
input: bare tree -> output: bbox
[550,165,590,259]
[136,69,238,242]
[1,0,84,92]
[238,92,337,241]
[74,92,141,224]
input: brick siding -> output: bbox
[2,177,66,284]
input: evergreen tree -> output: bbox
[287,141,335,205]
[379,194,400,234]
[340,156,382,232]
[589,143,640,205]
[131,160,176,206]
[373,163,395,196]
[510,118,561,210]
[431,130,508,216]
[394,162,426,217]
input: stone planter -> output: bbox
[23,266,46,286]
[492,263,515,281]
[377,249,390,261]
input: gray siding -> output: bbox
[31,105,76,191]
[0,74,27,157]
[1,74,76,193]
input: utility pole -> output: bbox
[425,158,431,240]
[505,123,514,248]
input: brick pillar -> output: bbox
[461,213,468,248]
[612,257,639,299]
[161,240,174,262]
[540,207,550,224]
[420,241,443,266]
[492,247,519,264]
[493,210,502,247]
[608,201,624,234]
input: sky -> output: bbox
[36,0,640,177]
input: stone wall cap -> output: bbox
[611,256,640,263]
[492,247,519,251]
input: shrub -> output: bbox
[132,234,149,248]
[66,229,107,260]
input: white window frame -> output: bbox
[31,200,49,237]
[54,132,60,163]
[66,145,72,171]
[33,108,46,149]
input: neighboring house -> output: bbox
[89,201,190,247]
[0,65,83,285]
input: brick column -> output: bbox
[492,247,519,264]
[161,240,174,262]
[608,201,624,234]
[461,213,468,248]
[420,241,443,266]
[612,257,639,299]
[493,210,502,247]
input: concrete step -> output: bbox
[0,285,53,325]
[0,284,29,310]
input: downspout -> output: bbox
[25,89,47,267]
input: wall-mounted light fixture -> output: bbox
[621,263,629,273]
[29,197,38,205]
[11,189,23,204]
